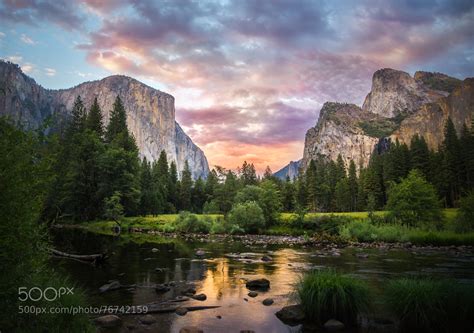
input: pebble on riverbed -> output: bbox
[175,307,188,316]
[193,293,207,301]
[262,298,274,306]
[246,278,270,290]
[248,291,258,297]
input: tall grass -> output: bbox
[297,269,370,326]
[385,278,474,333]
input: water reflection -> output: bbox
[51,230,474,333]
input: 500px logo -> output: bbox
[18,287,74,302]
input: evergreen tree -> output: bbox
[205,169,219,202]
[334,178,351,212]
[281,176,296,212]
[239,161,258,186]
[460,124,474,191]
[306,160,318,211]
[86,97,104,137]
[69,95,87,135]
[348,160,358,211]
[215,170,239,213]
[442,117,462,206]
[106,96,128,143]
[179,161,193,211]
[410,135,430,178]
[168,161,179,212]
[192,177,206,213]
[139,157,158,215]
[295,171,308,209]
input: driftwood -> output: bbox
[49,249,107,264]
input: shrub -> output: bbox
[339,220,407,243]
[385,278,474,332]
[386,170,442,227]
[227,201,265,234]
[455,192,474,232]
[174,211,210,233]
[297,269,370,326]
[203,200,220,214]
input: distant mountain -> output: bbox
[274,160,301,180]
[0,60,209,179]
[301,68,472,172]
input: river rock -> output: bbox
[195,249,206,256]
[94,315,122,328]
[246,278,270,290]
[323,319,345,331]
[140,314,157,325]
[262,298,274,306]
[193,293,207,301]
[182,287,196,295]
[275,305,305,325]
[99,280,121,293]
[248,291,258,297]
[176,307,188,316]
[356,253,369,259]
[151,248,159,252]
[261,255,273,262]
[179,326,204,333]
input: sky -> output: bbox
[1,0,473,173]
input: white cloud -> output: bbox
[45,68,56,76]
[21,63,35,73]
[0,32,5,38]
[5,55,22,63]
[20,34,36,45]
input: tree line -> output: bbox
[29,95,474,222]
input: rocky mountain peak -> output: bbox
[362,68,445,118]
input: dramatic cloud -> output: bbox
[1,0,473,172]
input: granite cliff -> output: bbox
[301,68,472,173]
[0,61,209,179]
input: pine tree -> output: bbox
[306,160,318,211]
[348,160,358,211]
[410,135,430,178]
[334,178,351,212]
[86,97,104,137]
[215,170,238,213]
[192,177,206,213]
[106,96,128,143]
[281,176,296,212]
[168,161,178,212]
[179,161,193,211]
[205,169,219,202]
[69,95,87,135]
[443,117,462,206]
[139,157,158,215]
[295,171,308,209]
[239,161,258,186]
[460,124,474,191]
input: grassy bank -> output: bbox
[74,209,474,246]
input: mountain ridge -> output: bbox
[0,60,209,179]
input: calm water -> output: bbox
[51,230,474,333]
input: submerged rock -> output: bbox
[155,284,171,293]
[248,291,258,298]
[246,278,270,290]
[275,305,305,326]
[262,298,274,306]
[179,326,204,333]
[175,307,188,316]
[94,315,122,328]
[195,249,206,257]
[99,280,121,293]
[193,293,207,301]
[323,319,345,331]
[140,314,157,325]
[261,255,273,262]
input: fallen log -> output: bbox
[49,249,107,264]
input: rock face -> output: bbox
[274,160,301,180]
[0,61,209,179]
[301,68,472,172]
[362,68,447,118]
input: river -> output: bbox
[51,229,474,333]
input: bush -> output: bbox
[455,192,474,232]
[385,278,474,332]
[339,220,407,243]
[297,269,370,326]
[386,170,442,227]
[227,201,265,234]
[174,211,210,233]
